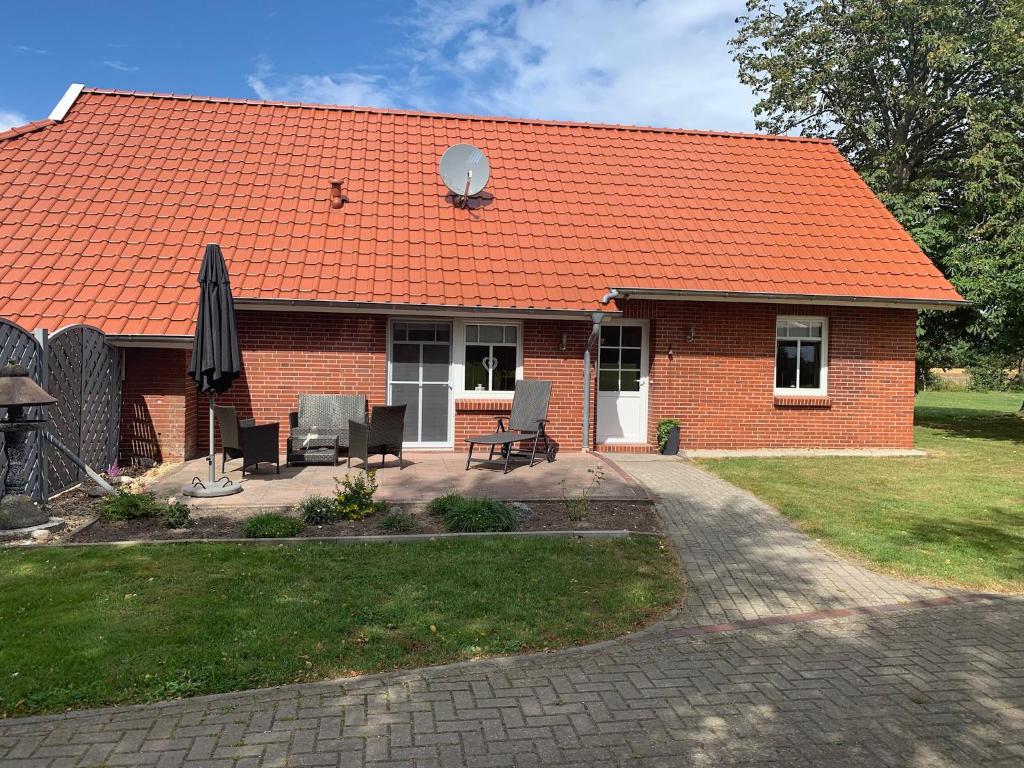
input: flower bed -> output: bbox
[68,498,659,543]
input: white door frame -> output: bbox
[596,318,650,445]
[386,318,455,449]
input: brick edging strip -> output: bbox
[666,593,1006,638]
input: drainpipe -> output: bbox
[582,311,605,451]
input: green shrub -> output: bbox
[335,472,387,521]
[426,491,463,517]
[438,496,519,533]
[99,492,164,521]
[967,358,1011,391]
[297,495,338,524]
[242,514,304,538]
[98,491,193,528]
[378,509,419,533]
[657,418,680,451]
[162,500,193,529]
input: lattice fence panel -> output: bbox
[46,327,84,494]
[45,325,123,495]
[80,327,120,472]
[0,319,44,501]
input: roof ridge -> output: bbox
[0,119,57,144]
[79,86,834,144]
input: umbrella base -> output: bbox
[182,476,243,498]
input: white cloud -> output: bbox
[103,60,139,72]
[0,111,28,131]
[247,61,399,108]
[246,0,756,131]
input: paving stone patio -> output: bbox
[149,451,645,509]
[2,456,1021,767]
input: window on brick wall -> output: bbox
[774,317,828,396]
[459,323,521,395]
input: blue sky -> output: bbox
[0,0,756,132]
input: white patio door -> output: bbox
[596,321,649,444]
[389,321,452,447]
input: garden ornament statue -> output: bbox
[0,360,56,529]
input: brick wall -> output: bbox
[211,310,389,452]
[119,348,196,463]
[118,303,916,461]
[624,300,917,450]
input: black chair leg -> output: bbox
[399,449,404,470]
[529,434,540,467]
[465,443,475,471]
[503,442,513,474]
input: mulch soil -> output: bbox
[67,499,660,543]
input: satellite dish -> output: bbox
[439,143,490,206]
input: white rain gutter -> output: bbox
[607,286,967,311]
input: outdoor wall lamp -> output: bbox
[687,325,696,343]
[667,345,674,360]
[559,331,568,351]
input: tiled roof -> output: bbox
[0,87,963,336]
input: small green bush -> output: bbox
[99,492,164,521]
[426,491,463,517]
[438,496,519,533]
[242,514,304,538]
[378,509,419,533]
[99,492,193,528]
[335,472,387,521]
[297,495,338,524]
[163,500,193,529]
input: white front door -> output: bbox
[596,321,649,444]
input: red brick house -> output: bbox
[0,85,964,462]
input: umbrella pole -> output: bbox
[208,393,216,485]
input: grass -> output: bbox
[0,537,680,717]
[242,513,305,538]
[698,390,1024,592]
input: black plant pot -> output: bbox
[660,425,680,455]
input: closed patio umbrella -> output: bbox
[183,243,244,497]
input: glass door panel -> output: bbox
[389,322,452,445]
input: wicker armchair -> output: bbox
[348,405,407,470]
[213,405,280,476]
[287,394,367,466]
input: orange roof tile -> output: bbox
[0,87,963,336]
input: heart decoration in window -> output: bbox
[482,355,498,372]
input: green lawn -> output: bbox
[699,391,1024,592]
[0,537,680,717]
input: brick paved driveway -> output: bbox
[2,457,1021,767]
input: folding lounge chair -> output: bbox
[464,380,555,473]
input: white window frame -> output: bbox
[453,320,524,399]
[773,315,829,396]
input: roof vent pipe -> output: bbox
[329,180,347,209]
[600,288,620,305]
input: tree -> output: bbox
[731,0,1024,375]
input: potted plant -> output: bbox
[657,418,681,455]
